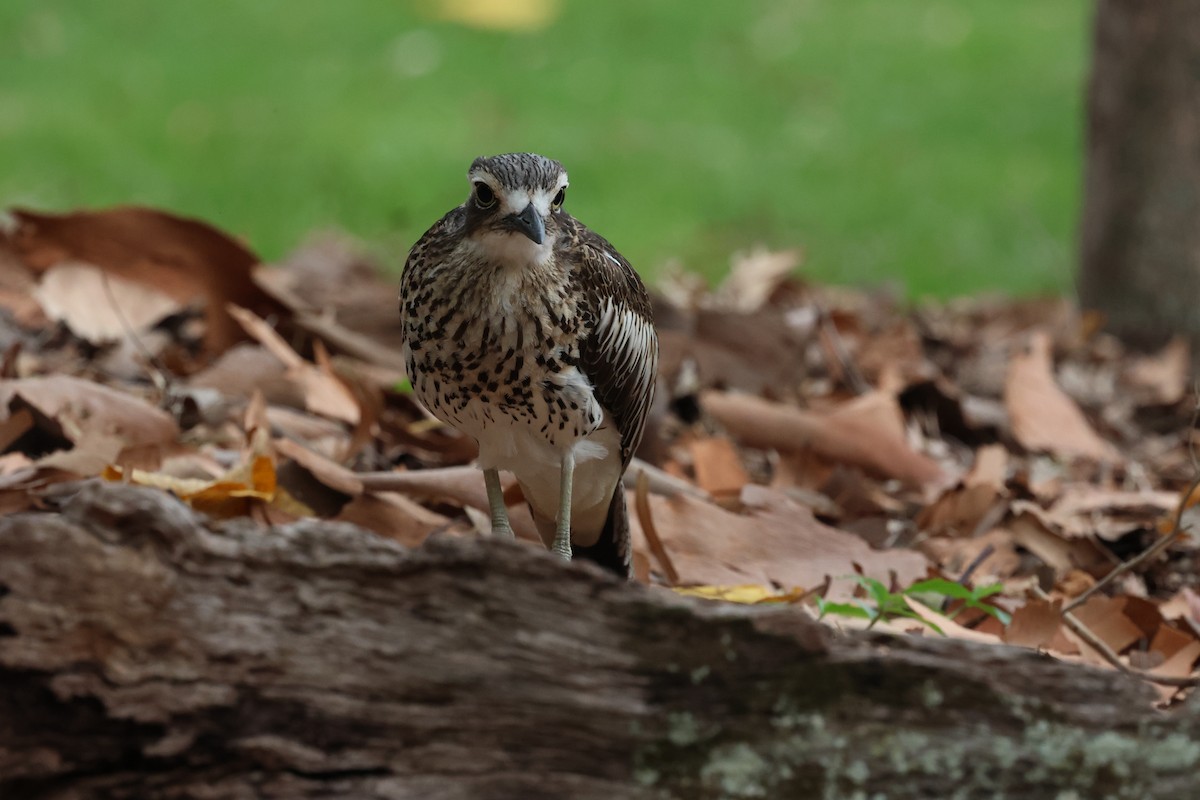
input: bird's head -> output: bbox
[463,153,569,266]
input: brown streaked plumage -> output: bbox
[399,153,657,576]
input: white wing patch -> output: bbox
[592,296,658,459]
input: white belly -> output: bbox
[469,405,623,546]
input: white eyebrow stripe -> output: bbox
[502,188,558,217]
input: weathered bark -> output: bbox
[1079,0,1200,350]
[0,482,1197,799]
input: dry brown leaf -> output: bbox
[274,437,364,497]
[920,528,1023,582]
[631,484,926,599]
[1159,588,1200,630]
[0,247,48,327]
[335,490,450,547]
[266,407,348,454]
[1120,595,1166,640]
[1006,510,1111,576]
[0,375,178,451]
[1004,598,1062,649]
[965,444,1008,489]
[916,483,1000,537]
[0,455,36,480]
[659,306,810,394]
[0,487,39,515]
[821,466,905,518]
[1148,640,1200,704]
[1124,337,1189,406]
[252,237,410,374]
[39,432,130,476]
[1004,331,1119,463]
[689,436,749,498]
[32,262,181,343]
[5,206,286,356]
[1150,624,1197,661]
[899,596,1002,644]
[0,407,34,452]
[358,467,540,543]
[714,247,801,312]
[188,343,287,399]
[317,343,383,461]
[702,390,944,487]
[1057,569,1096,599]
[1045,485,1177,541]
[1071,596,1144,654]
[228,304,360,424]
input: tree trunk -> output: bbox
[1079,0,1200,350]
[1,482,1196,799]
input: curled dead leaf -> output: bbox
[688,435,749,499]
[630,483,926,600]
[702,390,944,487]
[1004,598,1062,649]
[6,206,287,357]
[228,305,360,425]
[1004,331,1119,463]
[0,376,177,444]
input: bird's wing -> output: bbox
[565,217,659,467]
[399,206,466,326]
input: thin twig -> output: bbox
[358,462,710,502]
[1033,585,1200,688]
[1063,469,1200,614]
[957,544,995,587]
[623,457,711,500]
[814,300,870,396]
[635,469,679,586]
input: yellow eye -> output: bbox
[474,182,497,209]
[552,188,565,208]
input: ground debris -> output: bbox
[2,206,1199,705]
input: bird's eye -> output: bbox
[552,188,565,208]
[474,182,497,208]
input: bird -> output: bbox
[399,153,658,577]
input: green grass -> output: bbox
[0,1,1089,298]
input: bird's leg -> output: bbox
[483,469,514,538]
[552,450,575,561]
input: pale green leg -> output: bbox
[552,451,575,561]
[483,468,514,539]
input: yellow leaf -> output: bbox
[673,584,808,605]
[105,452,312,519]
[104,465,218,497]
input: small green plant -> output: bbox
[904,578,1012,625]
[814,576,1011,635]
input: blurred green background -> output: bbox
[1,1,1089,298]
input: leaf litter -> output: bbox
[2,205,1200,706]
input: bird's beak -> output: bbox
[510,203,546,245]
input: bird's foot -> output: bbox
[551,531,573,561]
[552,450,575,561]
[483,468,515,539]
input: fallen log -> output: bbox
[0,482,1196,799]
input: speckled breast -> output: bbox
[401,287,605,453]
